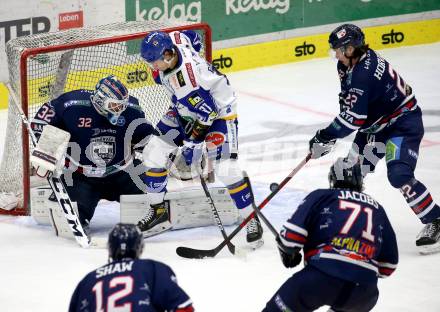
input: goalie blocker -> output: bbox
[30,124,70,177]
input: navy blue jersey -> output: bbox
[31,90,154,177]
[322,49,417,139]
[280,188,398,284]
[69,259,193,312]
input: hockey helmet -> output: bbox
[91,75,129,125]
[108,223,144,262]
[329,157,364,192]
[140,31,174,63]
[329,24,365,50]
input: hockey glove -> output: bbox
[181,140,204,166]
[276,236,302,268]
[309,130,336,159]
[339,91,350,113]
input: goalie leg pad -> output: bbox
[31,186,55,225]
[121,187,239,230]
[50,199,81,239]
[30,185,81,239]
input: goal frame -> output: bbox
[4,22,212,216]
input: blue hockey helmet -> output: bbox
[108,223,144,262]
[140,31,174,63]
[91,75,129,125]
[329,157,364,192]
[329,24,365,50]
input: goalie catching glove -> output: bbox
[30,125,70,177]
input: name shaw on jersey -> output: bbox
[95,260,134,278]
[338,190,379,208]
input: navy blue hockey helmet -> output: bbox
[329,157,364,192]
[329,24,365,50]
[91,75,129,125]
[108,223,144,262]
[140,31,174,63]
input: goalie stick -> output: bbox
[7,83,91,248]
[176,153,312,259]
[200,175,236,255]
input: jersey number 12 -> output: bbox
[92,276,134,312]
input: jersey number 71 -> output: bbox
[339,200,375,242]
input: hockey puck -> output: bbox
[270,182,279,192]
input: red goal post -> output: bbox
[0,20,212,215]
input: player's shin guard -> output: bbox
[400,178,440,253]
[227,179,263,245]
[142,168,168,198]
[400,178,440,224]
[138,168,171,236]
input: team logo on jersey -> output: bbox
[205,132,225,149]
[176,71,186,87]
[89,136,116,165]
[187,92,203,106]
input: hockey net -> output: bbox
[0,20,212,215]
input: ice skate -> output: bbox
[416,218,440,255]
[246,215,264,248]
[137,201,172,237]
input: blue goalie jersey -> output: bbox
[322,49,416,139]
[31,90,154,177]
[279,189,398,284]
[69,259,194,312]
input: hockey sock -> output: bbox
[226,179,253,215]
[400,179,440,224]
[142,168,168,194]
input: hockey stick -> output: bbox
[176,153,311,258]
[7,83,90,248]
[243,172,279,237]
[200,175,236,255]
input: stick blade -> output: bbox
[176,246,219,259]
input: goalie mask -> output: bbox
[108,223,144,262]
[91,75,129,125]
[329,157,364,192]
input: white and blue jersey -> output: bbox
[31,90,154,177]
[322,49,417,139]
[69,259,194,312]
[280,188,398,284]
[153,31,237,138]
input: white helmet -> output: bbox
[91,75,129,125]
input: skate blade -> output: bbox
[418,242,440,255]
[248,238,264,250]
[142,221,172,238]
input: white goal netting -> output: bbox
[0,20,211,214]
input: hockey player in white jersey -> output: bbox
[137,30,263,246]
